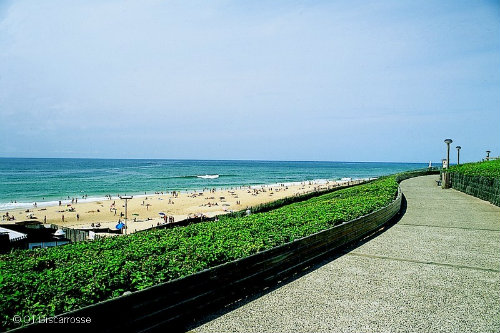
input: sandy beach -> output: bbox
[1,180,361,234]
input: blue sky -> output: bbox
[0,0,499,163]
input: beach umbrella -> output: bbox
[158,212,165,216]
[116,222,125,230]
[53,229,66,237]
[132,213,139,216]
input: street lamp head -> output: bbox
[444,139,453,144]
[486,150,491,154]
[456,146,461,150]
[119,195,133,200]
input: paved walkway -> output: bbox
[192,175,500,333]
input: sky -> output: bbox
[0,0,499,163]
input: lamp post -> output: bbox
[444,139,453,168]
[456,146,461,165]
[486,150,491,161]
[119,195,133,235]
[443,139,453,189]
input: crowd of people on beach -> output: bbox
[2,212,14,221]
[201,202,219,207]
[162,215,175,223]
[1,180,355,238]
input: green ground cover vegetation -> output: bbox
[448,159,500,178]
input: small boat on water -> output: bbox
[197,175,219,179]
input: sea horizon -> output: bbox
[0,156,432,164]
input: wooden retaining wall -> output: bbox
[16,188,402,333]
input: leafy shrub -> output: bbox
[448,159,500,178]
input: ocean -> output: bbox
[0,158,426,211]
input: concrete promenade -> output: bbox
[192,175,500,333]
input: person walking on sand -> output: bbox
[62,215,64,222]
[76,214,80,221]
